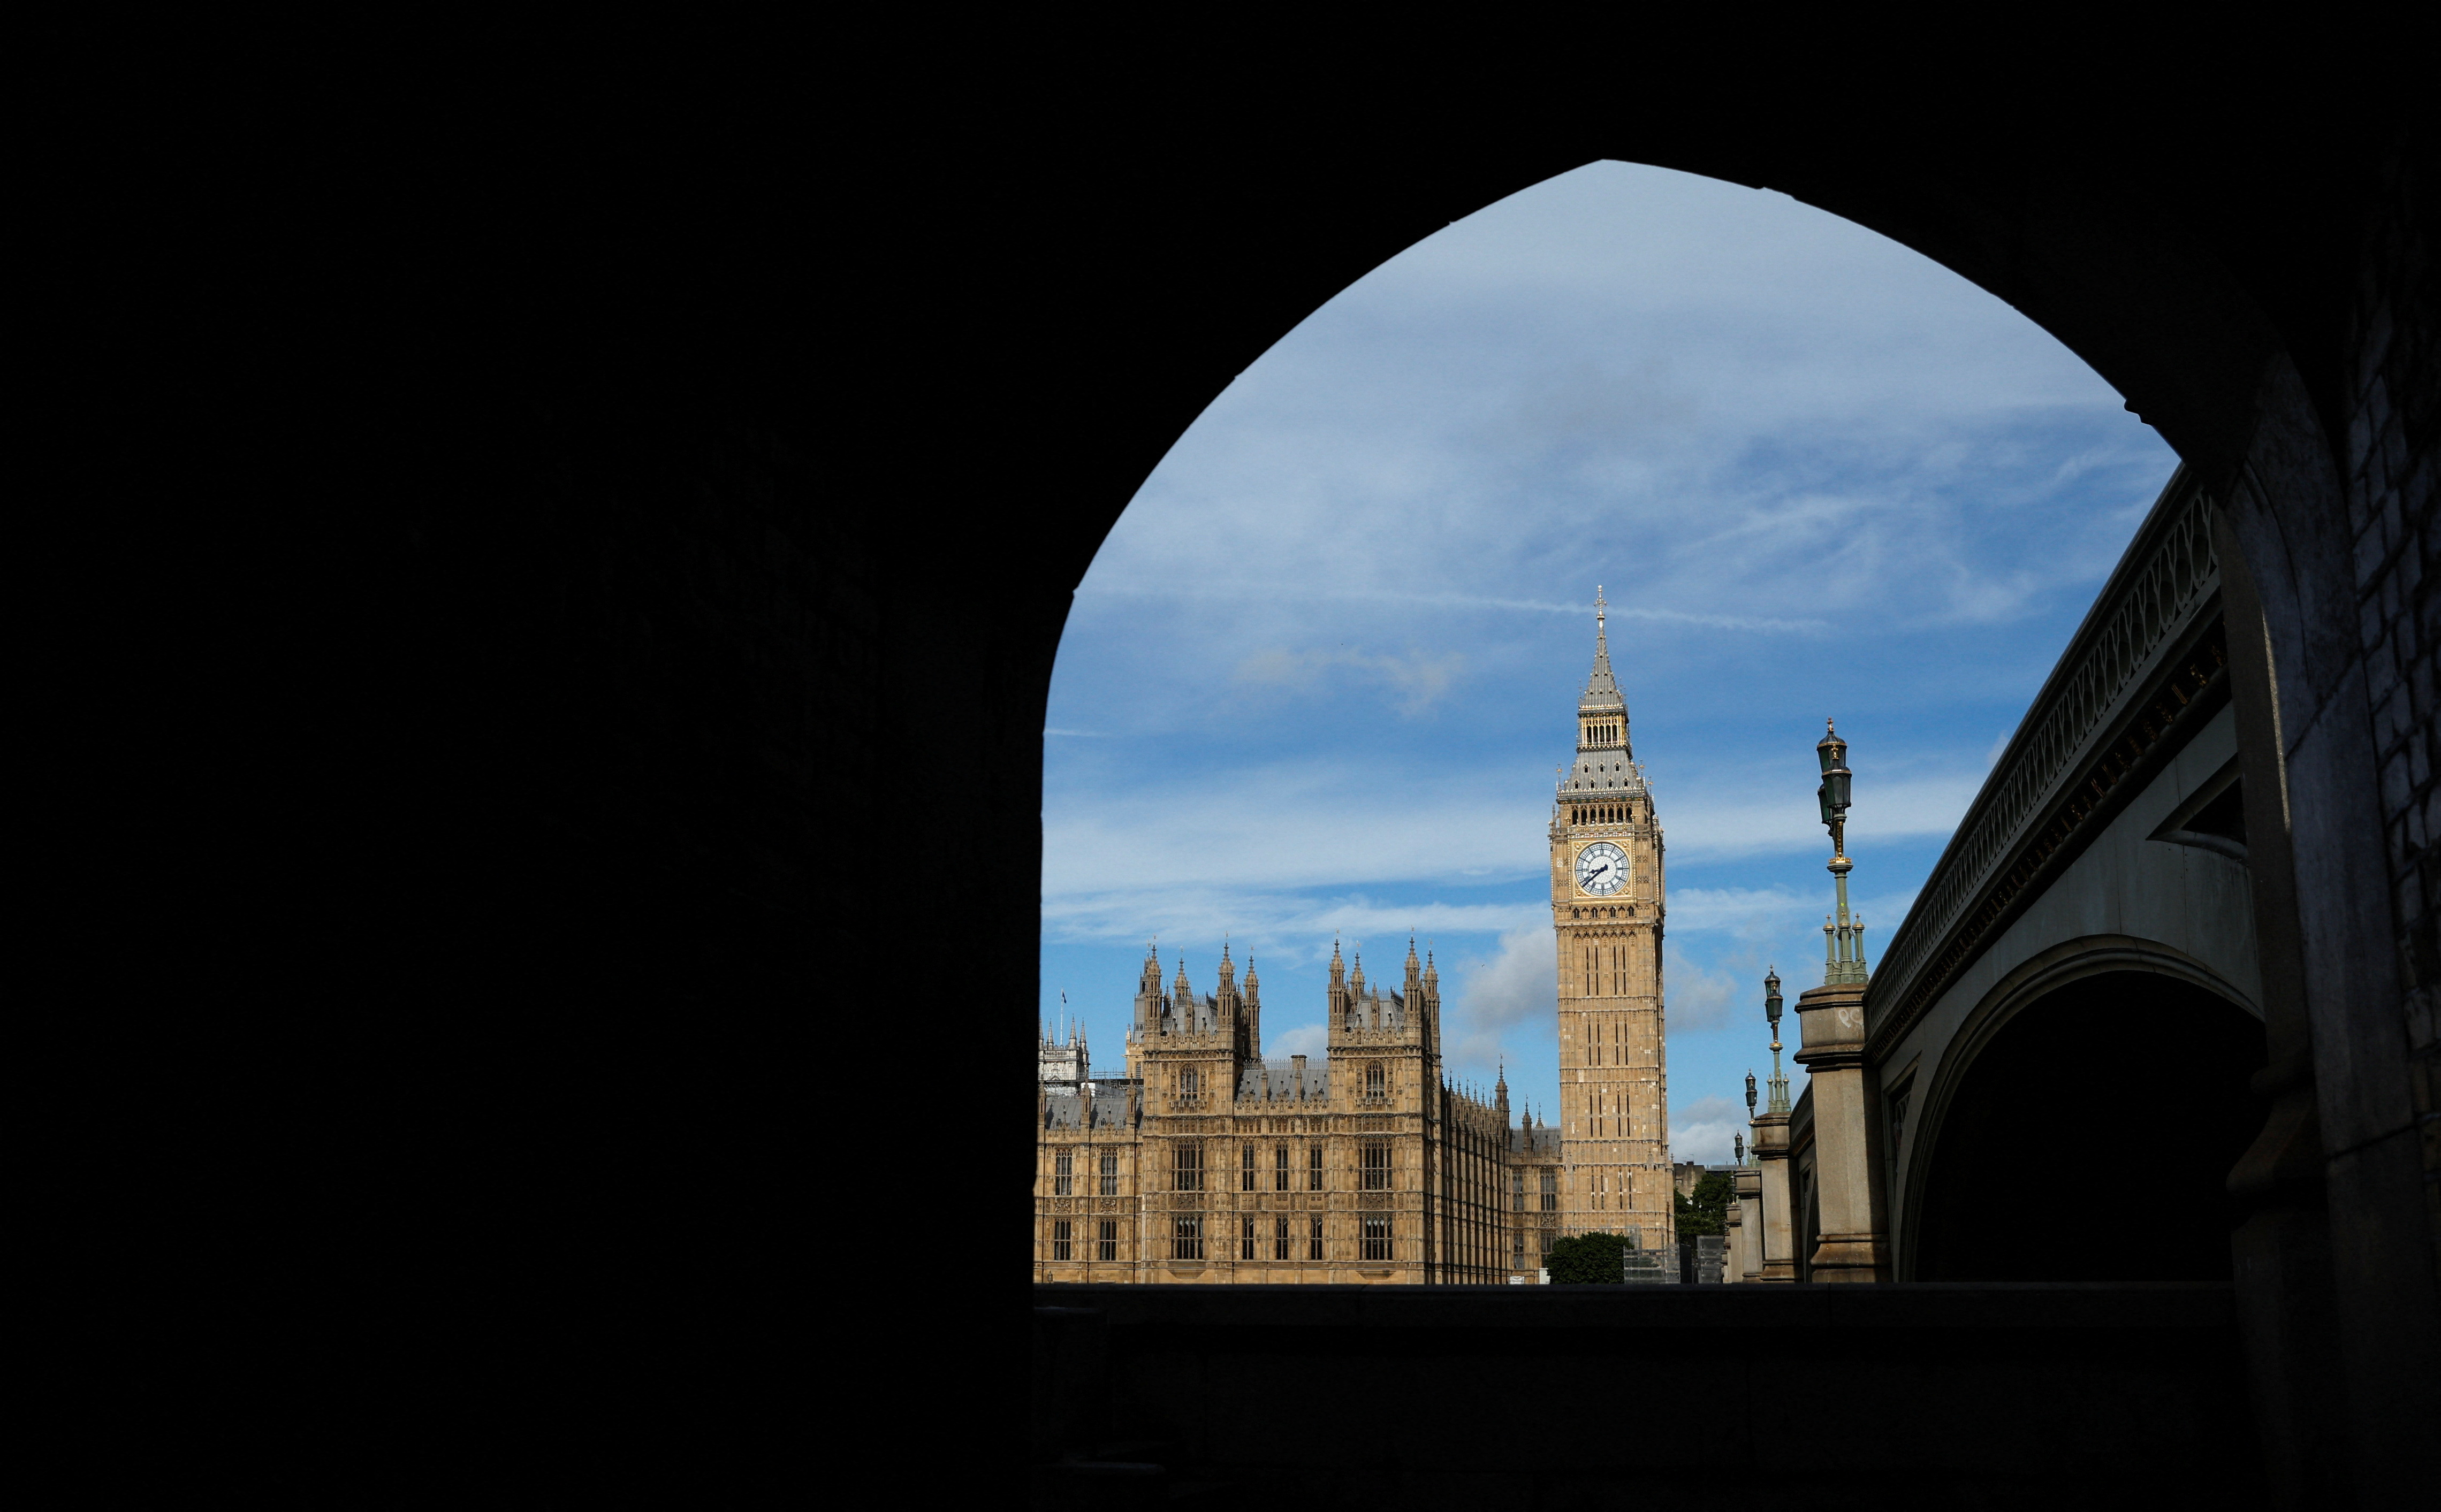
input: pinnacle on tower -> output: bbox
[1581,585,1625,715]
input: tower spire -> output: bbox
[1581,586,1624,714]
[1560,585,1632,794]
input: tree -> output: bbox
[1544,1231,1632,1284]
[1674,1171,1733,1236]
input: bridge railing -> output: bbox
[1866,468,2223,1051]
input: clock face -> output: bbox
[1576,842,1629,896]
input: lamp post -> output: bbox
[1817,719,1868,986]
[1763,967,1790,1114]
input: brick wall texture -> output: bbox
[2345,141,2440,1269]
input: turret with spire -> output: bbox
[1241,949,1261,1062]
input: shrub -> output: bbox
[1544,1231,1632,1284]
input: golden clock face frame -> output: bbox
[1574,841,1629,896]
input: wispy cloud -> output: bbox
[1042,885,1545,958]
[1088,583,1830,636]
[1233,645,1469,716]
[1043,764,1548,900]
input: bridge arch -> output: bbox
[1903,943,2266,1281]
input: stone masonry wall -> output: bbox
[2346,139,2440,1270]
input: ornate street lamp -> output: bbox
[1742,1071,1758,1164]
[1816,719,1869,987]
[1763,967,1790,1114]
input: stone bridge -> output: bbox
[1774,469,2268,1287]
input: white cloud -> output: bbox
[1670,1093,1747,1165]
[1268,1023,1329,1060]
[1668,956,1743,1034]
[1040,747,1986,934]
[1443,925,1557,1075]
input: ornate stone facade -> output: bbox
[1549,589,1674,1250]
[1031,941,1563,1283]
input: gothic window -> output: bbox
[1511,1171,1525,1211]
[1173,1215,1203,1261]
[1512,1230,1526,1269]
[1099,1151,1118,1196]
[1181,1069,1198,1097]
[1365,1063,1385,1098]
[1274,1145,1289,1190]
[1241,1214,1257,1261]
[1361,1142,1391,1191]
[1308,1213,1325,1261]
[1241,1142,1256,1192]
[1052,1220,1072,1262]
[1362,1217,1391,1262]
[1274,1215,1291,1261]
[1538,1229,1553,1257]
[1173,1142,1203,1192]
[1540,1169,1558,1211]
[1098,1219,1118,1262]
[1053,1148,1073,1196]
[1309,1144,1325,1190]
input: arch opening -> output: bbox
[1039,162,2179,1181]
[1912,969,2265,1282]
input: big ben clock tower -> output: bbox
[1549,587,1671,1248]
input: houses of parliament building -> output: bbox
[1032,593,1672,1283]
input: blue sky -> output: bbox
[1039,162,2178,1163]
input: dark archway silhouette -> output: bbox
[1913,971,2265,1281]
[52,56,2427,1508]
